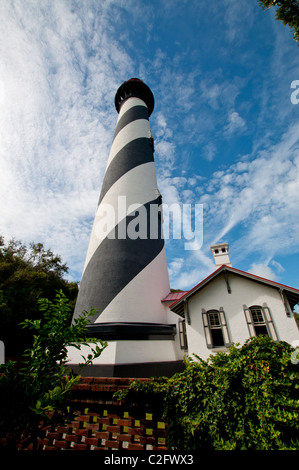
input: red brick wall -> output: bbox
[36,377,168,451]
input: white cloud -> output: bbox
[168,257,184,280]
[222,0,255,43]
[174,269,201,291]
[201,122,299,268]
[224,111,246,135]
[248,257,286,282]
[270,259,285,273]
[249,263,277,280]
[169,245,216,291]
[200,81,222,110]
[155,141,176,167]
[203,142,217,162]
[0,1,135,280]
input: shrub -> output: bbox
[117,336,299,450]
[0,290,107,449]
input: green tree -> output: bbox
[0,290,107,450]
[117,336,299,450]
[0,236,78,356]
[258,0,299,42]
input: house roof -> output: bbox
[169,265,299,314]
[162,291,188,302]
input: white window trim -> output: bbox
[202,308,231,349]
[243,303,278,341]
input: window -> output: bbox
[178,319,188,350]
[202,308,230,349]
[243,304,278,341]
[250,306,268,336]
[208,311,224,346]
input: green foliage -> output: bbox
[0,290,107,449]
[0,236,78,355]
[117,336,299,450]
[258,0,299,43]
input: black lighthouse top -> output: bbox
[114,78,155,116]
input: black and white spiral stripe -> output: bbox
[73,96,170,324]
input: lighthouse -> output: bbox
[68,79,183,377]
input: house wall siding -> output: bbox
[184,273,299,360]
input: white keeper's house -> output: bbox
[164,242,299,361]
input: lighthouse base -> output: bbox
[66,323,184,378]
[67,359,184,378]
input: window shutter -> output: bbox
[219,307,230,347]
[202,309,212,349]
[184,300,191,325]
[280,289,292,317]
[178,319,188,350]
[262,303,278,341]
[243,304,255,337]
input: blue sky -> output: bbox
[1,0,299,300]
